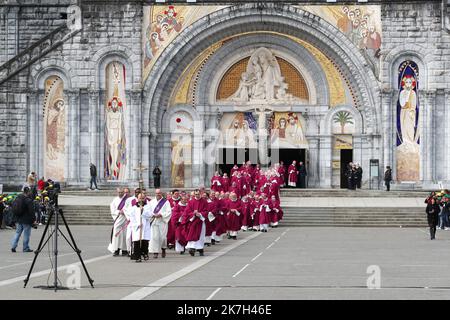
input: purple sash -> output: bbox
[154,198,168,214]
[117,195,129,210]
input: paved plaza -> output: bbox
[1,223,450,300]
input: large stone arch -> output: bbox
[143,3,380,139]
[195,33,328,106]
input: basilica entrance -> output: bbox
[270,148,306,168]
[340,149,353,189]
[217,148,258,176]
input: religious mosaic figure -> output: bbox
[105,62,127,180]
[170,112,193,187]
[270,112,308,149]
[46,98,65,160]
[396,61,419,182]
[43,75,66,181]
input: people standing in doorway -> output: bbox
[345,162,355,190]
[298,162,307,189]
[89,163,99,191]
[426,198,440,240]
[355,163,363,189]
[288,161,298,188]
[384,166,392,191]
[153,165,162,188]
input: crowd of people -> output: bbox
[425,190,450,240]
[109,161,287,262]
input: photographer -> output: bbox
[10,187,35,253]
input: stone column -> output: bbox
[67,89,80,182]
[27,90,38,175]
[88,89,99,171]
[381,88,394,172]
[130,89,142,181]
[147,133,157,188]
[318,135,332,188]
[423,90,436,185]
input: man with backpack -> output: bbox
[10,187,35,253]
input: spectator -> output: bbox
[37,176,45,191]
[298,162,307,189]
[10,187,35,252]
[384,166,392,191]
[426,198,440,240]
[89,163,99,191]
[355,163,363,189]
[153,165,162,188]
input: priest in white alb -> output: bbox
[148,189,172,259]
[129,192,152,262]
[108,188,130,256]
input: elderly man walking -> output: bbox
[148,189,172,258]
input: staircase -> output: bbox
[57,204,427,227]
[281,207,426,227]
[0,23,81,85]
[59,205,112,226]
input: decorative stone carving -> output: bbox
[226,47,302,104]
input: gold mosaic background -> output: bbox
[216,57,309,101]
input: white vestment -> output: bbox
[148,198,172,253]
[129,202,152,242]
[107,195,129,253]
[124,196,137,252]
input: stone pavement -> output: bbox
[1,224,450,300]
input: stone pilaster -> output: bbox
[130,89,142,181]
[66,89,80,182]
[88,89,99,171]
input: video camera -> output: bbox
[42,180,61,207]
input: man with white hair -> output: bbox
[108,188,130,256]
[148,189,172,259]
[129,193,152,262]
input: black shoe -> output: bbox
[11,248,16,253]
[232,236,237,240]
[227,235,232,239]
[180,250,185,255]
[135,258,142,263]
[113,250,120,257]
[189,249,195,256]
[198,249,204,256]
[211,239,216,245]
[205,243,211,247]
[153,253,158,259]
[161,249,166,258]
[121,250,128,256]
[23,249,33,253]
[143,254,149,261]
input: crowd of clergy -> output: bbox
[108,161,291,263]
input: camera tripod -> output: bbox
[23,203,94,291]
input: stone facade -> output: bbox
[0,1,449,189]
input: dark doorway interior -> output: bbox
[270,148,305,168]
[270,148,306,188]
[218,148,257,176]
[340,149,353,189]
